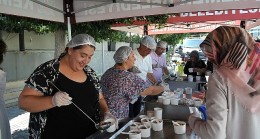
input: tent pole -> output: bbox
[102,40,105,74]
[66,3,72,41]
[240,20,246,29]
[144,25,148,35]
[67,16,72,41]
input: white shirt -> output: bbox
[150,51,167,82]
[133,49,153,81]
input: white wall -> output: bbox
[1,31,137,81]
[2,31,56,51]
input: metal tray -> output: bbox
[111,119,199,139]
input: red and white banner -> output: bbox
[112,8,260,27]
[168,9,260,23]
[111,8,259,35]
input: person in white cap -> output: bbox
[150,41,170,83]
[18,34,117,139]
[100,46,164,120]
[129,35,158,118]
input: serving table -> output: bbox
[87,99,201,139]
[86,76,206,139]
[87,117,200,139]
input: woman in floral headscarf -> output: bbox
[188,26,260,139]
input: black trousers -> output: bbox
[128,96,142,118]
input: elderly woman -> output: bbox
[100,46,164,119]
[184,50,207,77]
[189,26,260,139]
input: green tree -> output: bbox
[0,14,185,45]
[0,14,65,34]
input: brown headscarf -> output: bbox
[200,26,260,113]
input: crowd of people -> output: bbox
[1,25,259,139]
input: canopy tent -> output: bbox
[0,0,260,38]
[1,0,259,22]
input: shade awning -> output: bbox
[0,0,259,23]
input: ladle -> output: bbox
[49,82,111,131]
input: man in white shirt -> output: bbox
[129,35,158,118]
[150,41,169,83]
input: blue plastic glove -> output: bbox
[198,105,207,121]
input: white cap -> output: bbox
[141,36,156,49]
[157,41,168,49]
[66,34,96,48]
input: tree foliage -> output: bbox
[0,14,65,34]
[156,34,188,46]
[71,21,115,42]
[0,14,186,44]
[0,13,191,63]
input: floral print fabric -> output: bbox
[101,67,146,119]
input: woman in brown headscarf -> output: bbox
[188,26,260,139]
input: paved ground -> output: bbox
[7,106,29,139]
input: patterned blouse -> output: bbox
[25,53,101,139]
[100,66,146,119]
